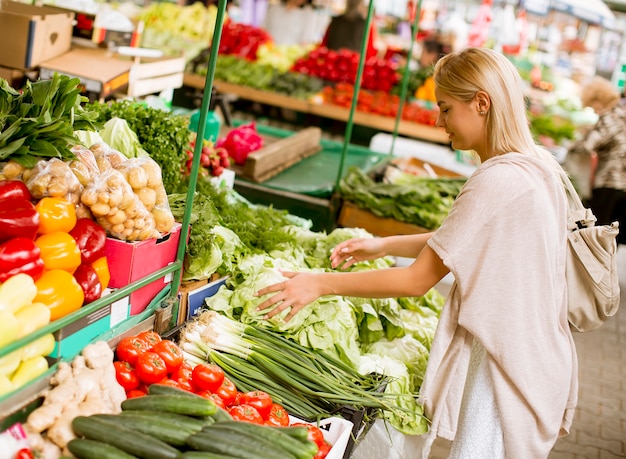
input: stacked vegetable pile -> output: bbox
[218,21,273,61]
[338,167,466,230]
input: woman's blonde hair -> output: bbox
[434,47,559,170]
[580,76,620,109]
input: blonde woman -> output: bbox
[256,47,578,458]
[568,76,626,244]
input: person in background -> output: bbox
[261,0,322,46]
[567,76,626,245]
[320,0,378,59]
[255,47,578,458]
[418,35,449,69]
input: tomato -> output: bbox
[228,404,264,424]
[191,363,225,393]
[126,389,147,399]
[137,331,162,349]
[157,379,182,389]
[265,403,290,427]
[240,391,272,420]
[113,360,140,391]
[116,336,150,366]
[197,390,226,409]
[135,351,168,385]
[150,339,183,374]
[15,448,34,459]
[313,440,332,459]
[291,423,326,448]
[214,376,237,407]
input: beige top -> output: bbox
[421,153,578,458]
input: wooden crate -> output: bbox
[227,126,322,182]
[337,201,430,237]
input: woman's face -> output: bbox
[435,88,488,156]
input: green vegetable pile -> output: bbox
[86,100,191,193]
[338,167,466,230]
[191,54,324,99]
[0,73,101,167]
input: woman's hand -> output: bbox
[255,271,324,321]
[330,237,386,269]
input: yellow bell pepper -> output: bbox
[10,355,48,388]
[35,196,77,235]
[0,310,19,347]
[34,269,84,321]
[91,256,111,290]
[20,333,55,360]
[35,232,82,273]
[0,348,23,376]
[0,273,37,313]
[0,374,13,397]
[15,302,51,337]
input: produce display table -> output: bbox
[182,74,450,145]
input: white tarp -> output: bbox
[551,0,615,28]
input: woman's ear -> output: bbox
[475,90,491,115]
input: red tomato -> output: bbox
[240,391,272,420]
[126,389,147,399]
[137,331,162,348]
[158,379,182,389]
[291,423,326,448]
[228,404,264,424]
[314,441,332,459]
[265,403,290,427]
[191,363,225,393]
[150,339,183,374]
[116,336,150,366]
[15,449,34,459]
[214,377,237,407]
[135,352,168,385]
[113,360,140,391]
[197,390,226,409]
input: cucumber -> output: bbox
[122,394,217,417]
[186,430,298,459]
[118,410,207,431]
[67,438,140,459]
[206,421,318,459]
[148,383,204,398]
[72,415,182,459]
[91,413,197,447]
[181,453,242,459]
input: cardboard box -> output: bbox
[289,416,354,459]
[50,295,129,360]
[105,223,182,316]
[0,1,73,69]
[39,47,131,101]
[177,276,228,324]
[0,66,26,88]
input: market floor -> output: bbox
[429,245,626,459]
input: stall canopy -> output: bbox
[550,0,615,28]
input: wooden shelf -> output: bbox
[182,74,450,145]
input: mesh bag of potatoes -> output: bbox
[114,157,176,233]
[80,167,161,241]
[22,158,83,205]
[0,160,27,181]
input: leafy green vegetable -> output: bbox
[0,73,101,167]
[86,99,191,193]
[98,117,149,158]
[338,167,466,230]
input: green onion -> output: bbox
[179,311,421,423]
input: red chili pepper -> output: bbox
[0,237,44,282]
[69,218,107,264]
[73,263,103,304]
[0,197,39,243]
[0,180,31,201]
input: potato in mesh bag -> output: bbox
[23,158,83,205]
[69,145,100,186]
[90,142,128,172]
[80,168,160,241]
[115,157,176,234]
[0,160,26,181]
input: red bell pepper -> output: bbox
[0,197,39,243]
[0,180,31,201]
[69,218,107,264]
[73,263,103,305]
[0,237,44,282]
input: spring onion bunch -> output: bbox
[180,311,420,423]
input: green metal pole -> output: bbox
[333,0,376,191]
[390,0,423,157]
[168,0,228,324]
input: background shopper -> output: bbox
[255,47,578,459]
[320,0,378,59]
